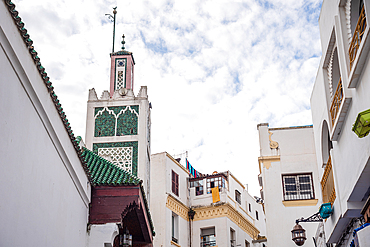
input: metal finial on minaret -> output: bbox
[105,7,117,53]
[121,34,126,50]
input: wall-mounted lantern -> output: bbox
[352,109,370,138]
[122,228,132,247]
[292,212,323,246]
[116,223,132,247]
[291,223,307,246]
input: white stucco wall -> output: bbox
[258,124,320,247]
[151,152,266,247]
[311,0,370,243]
[86,223,119,247]
[151,152,190,247]
[0,2,90,246]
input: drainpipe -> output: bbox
[188,208,196,247]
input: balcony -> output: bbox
[201,240,216,247]
[329,78,343,126]
[348,4,370,88]
[329,76,351,141]
[349,4,367,70]
[321,156,336,204]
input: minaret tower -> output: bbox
[85,35,151,200]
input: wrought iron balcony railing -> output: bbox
[329,78,343,126]
[201,240,216,247]
[349,4,367,70]
[321,156,336,204]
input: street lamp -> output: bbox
[291,212,323,246]
[116,223,132,247]
[291,203,333,246]
[122,228,132,247]
[291,223,307,246]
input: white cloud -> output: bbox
[14,0,322,197]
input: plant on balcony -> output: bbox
[352,109,370,138]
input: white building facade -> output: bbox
[0,1,90,246]
[150,152,266,247]
[257,124,321,247]
[310,0,370,245]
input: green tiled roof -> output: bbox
[81,147,141,186]
[81,145,155,236]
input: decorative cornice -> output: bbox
[166,153,190,175]
[193,203,260,240]
[166,194,259,239]
[227,195,254,220]
[166,194,189,220]
[258,156,280,172]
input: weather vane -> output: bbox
[105,7,117,53]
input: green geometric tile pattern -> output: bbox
[95,109,116,137]
[82,146,141,186]
[117,109,138,136]
[94,105,139,137]
[93,142,138,176]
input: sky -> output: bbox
[15,0,323,197]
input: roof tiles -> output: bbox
[82,147,141,186]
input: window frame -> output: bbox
[189,178,204,196]
[172,170,179,196]
[206,174,228,194]
[230,228,236,247]
[235,190,241,204]
[200,227,216,247]
[171,212,179,243]
[282,173,315,201]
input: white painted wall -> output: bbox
[0,2,90,246]
[150,152,190,247]
[151,152,266,247]
[258,124,320,247]
[311,0,370,243]
[86,223,118,247]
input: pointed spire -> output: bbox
[121,34,125,50]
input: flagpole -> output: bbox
[112,7,117,53]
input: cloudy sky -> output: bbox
[15,0,322,196]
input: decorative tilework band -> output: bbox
[94,105,139,137]
[93,142,138,176]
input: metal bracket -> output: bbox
[296,212,323,224]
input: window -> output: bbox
[201,228,216,247]
[248,203,251,212]
[245,240,250,247]
[235,190,241,204]
[172,213,179,243]
[190,179,203,196]
[256,211,259,220]
[282,174,314,201]
[230,228,235,247]
[172,170,179,196]
[206,175,227,194]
